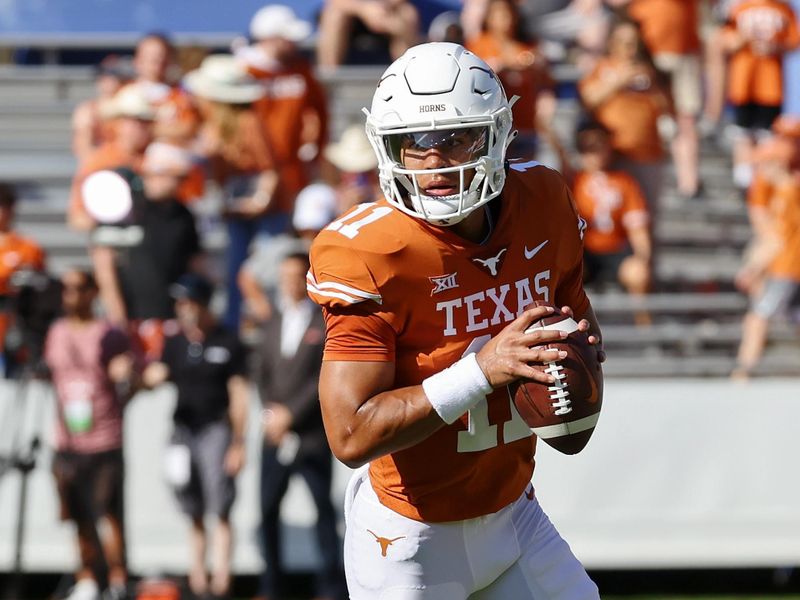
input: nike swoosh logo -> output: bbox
[524,240,548,260]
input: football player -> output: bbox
[308,43,603,599]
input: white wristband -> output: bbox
[422,353,493,424]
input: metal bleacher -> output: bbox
[0,63,798,378]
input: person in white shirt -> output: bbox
[254,252,346,600]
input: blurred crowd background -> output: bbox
[0,0,799,599]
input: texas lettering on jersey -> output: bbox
[308,163,590,523]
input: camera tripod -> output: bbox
[0,365,50,600]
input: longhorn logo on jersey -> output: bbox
[472,248,507,277]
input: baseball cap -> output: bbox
[292,183,338,232]
[169,273,215,306]
[250,5,312,42]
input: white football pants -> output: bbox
[343,467,599,599]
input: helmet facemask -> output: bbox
[366,108,515,226]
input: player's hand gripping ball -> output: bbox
[512,304,603,454]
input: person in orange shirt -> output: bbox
[723,0,800,188]
[127,33,201,146]
[579,17,671,215]
[739,114,800,295]
[746,115,800,212]
[68,87,155,231]
[71,55,134,163]
[570,122,651,299]
[184,54,279,331]
[466,0,556,160]
[625,0,702,199]
[308,43,603,599]
[0,184,46,374]
[733,136,800,379]
[240,5,329,209]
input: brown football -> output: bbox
[512,305,603,454]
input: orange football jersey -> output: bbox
[573,170,649,255]
[308,163,590,522]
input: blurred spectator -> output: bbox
[237,124,378,326]
[71,55,134,163]
[142,273,248,599]
[724,0,800,188]
[322,124,381,213]
[700,1,736,135]
[244,5,328,192]
[316,0,420,68]
[90,145,203,360]
[570,122,651,315]
[462,0,608,71]
[0,184,46,373]
[428,10,465,44]
[44,269,138,600]
[254,252,346,600]
[733,136,800,379]
[128,33,201,146]
[744,115,800,263]
[625,0,703,199]
[579,17,671,215]
[68,87,155,231]
[183,53,278,332]
[466,0,556,159]
[237,185,333,326]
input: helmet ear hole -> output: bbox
[493,171,504,188]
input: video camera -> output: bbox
[2,269,62,378]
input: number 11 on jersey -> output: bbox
[456,335,532,453]
[326,203,393,239]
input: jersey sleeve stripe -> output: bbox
[306,272,383,305]
[307,282,364,304]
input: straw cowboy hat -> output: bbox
[183,54,265,104]
[99,86,156,120]
[250,5,312,42]
[324,125,379,173]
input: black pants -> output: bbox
[258,443,345,599]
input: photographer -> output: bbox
[44,269,139,600]
[0,183,46,376]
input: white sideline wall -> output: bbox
[1,378,799,574]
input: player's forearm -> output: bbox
[326,385,445,468]
[320,360,447,468]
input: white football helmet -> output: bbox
[364,42,516,226]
